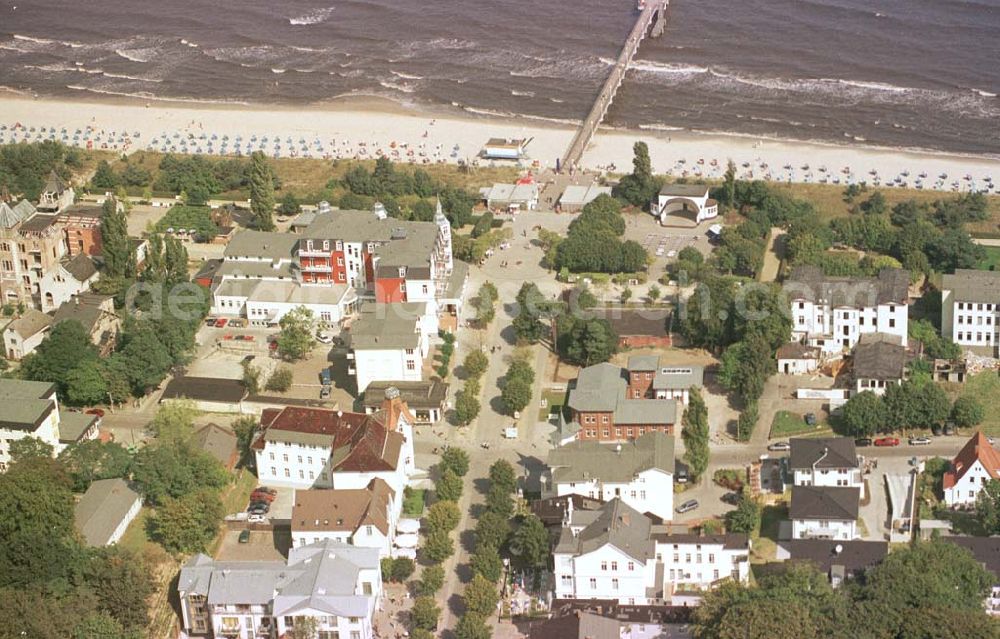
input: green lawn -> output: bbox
[119,507,156,554]
[402,488,426,517]
[976,246,1000,271]
[752,503,789,563]
[539,389,567,421]
[957,372,1000,436]
[769,410,830,438]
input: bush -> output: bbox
[713,469,745,491]
[952,396,984,428]
[264,367,293,392]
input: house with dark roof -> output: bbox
[790,485,860,540]
[559,362,678,445]
[582,307,671,349]
[0,379,62,471]
[852,332,908,396]
[789,437,862,493]
[547,432,676,521]
[177,539,382,639]
[941,269,1000,357]
[777,539,888,587]
[253,388,416,497]
[161,376,248,413]
[944,432,1000,507]
[190,422,239,471]
[39,253,99,312]
[527,610,622,639]
[37,170,75,213]
[346,301,438,393]
[553,498,750,605]
[362,379,449,424]
[53,293,119,355]
[291,478,397,556]
[785,266,909,353]
[2,308,51,360]
[776,342,821,375]
[74,478,143,546]
[942,536,1000,615]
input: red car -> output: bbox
[874,437,900,447]
[250,491,276,503]
[214,318,228,328]
[85,408,105,418]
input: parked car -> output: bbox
[85,408,105,418]
[931,424,943,436]
[908,436,932,446]
[767,441,791,452]
[943,423,955,436]
[676,499,699,514]
[214,318,228,328]
[229,318,246,328]
[204,317,217,327]
[247,513,267,524]
[320,386,331,399]
[675,466,689,484]
[804,413,817,426]
[316,332,334,344]
[855,437,873,447]
[255,486,277,495]
[248,505,269,516]
[320,368,332,386]
[250,491,276,503]
[238,529,251,543]
[721,492,741,505]
[874,437,900,447]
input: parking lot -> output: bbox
[216,528,290,561]
[638,232,699,258]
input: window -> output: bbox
[611,578,619,590]
[337,257,344,266]
[406,360,416,371]
[298,456,303,464]
[309,471,315,480]
[686,554,691,563]
[351,633,360,639]
[611,561,618,571]
[283,454,289,462]
[271,467,276,476]
[601,415,609,423]
[601,561,607,571]
[299,470,304,479]
[269,452,275,461]
[284,468,290,477]
[363,582,373,595]
[319,632,339,639]
[307,457,313,465]
[589,578,597,589]
[349,618,359,625]
[709,553,715,563]
[628,561,634,571]
[889,318,896,328]
[713,569,720,580]
[284,617,296,627]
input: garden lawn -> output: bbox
[975,245,1000,271]
[770,410,830,438]
[539,389,567,421]
[403,488,426,517]
[956,372,1000,436]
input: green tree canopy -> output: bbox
[470,543,503,582]
[463,573,499,617]
[489,459,518,494]
[425,500,461,533]
[276,306,316,361]
[57,440,133,493]
[249,151,276,231]
[455,612,492,639]
[840,390,886,437]
[682,387,710,480]
[149,489,224,554]
[435,467,463,502]
[509,514,549,569]
[439,447,470,477]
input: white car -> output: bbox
[247,513,267,524]
[908,437,932,446]
[316,332,334,344]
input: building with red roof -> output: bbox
[943,432,1000,507]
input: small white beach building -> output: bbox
[652,184,718,227]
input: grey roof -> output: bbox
[650,530,750,550]
[567,362,677,425]
[480,183,539,204]
[161,376,247,403]
[559,184,613,207]
[217,259,296,280]
[444,261,469,300]
[790,485,860,521]
[588,308,670,339]
[627,355,660,371]
[784,265,909,307]
[0,199,35,228]
[213,278,260,299]
[61,253,98,282]
[190,423,238,467]
[778,539,888,577]
[347,302,425,350]
[0,379,57,431]
[19,213,59,233]
[4,308,52,338]
[43,170,68,194]
[180,539,378,616]
[224,230,298,260]
[555,498,655,563]
[776,342,821,360]
[53,294,115,334]
[652,364,704,391]
[942,536,1000,579]
[529,611,621,639]
[74,478,142,546]
[853,336,907,380]
[59,411,98,444]
[362,380,449,410]
[942,269,1000,304]
[303,210,440,246]
[248,280,351,306]
[789,437,859,471]
[549,432,675,484]
[659,183,710,197]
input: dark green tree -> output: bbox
[91,160,120,190]
[736,401,758,442]
[435,467,463,502]
[87,548,155,630]
[148,489,224,554]
[509,514,549,568]
[454,388,481,426]
[20,320,99,397]
[455,612,492,639]
[410,596,440,631]
[470,543,503,582]
[57,440,133,493]
[422,530,454,563]
[276,306,316,361]
[248,151,275,230]
[682,387,710,481]
[840,390,886,437]
[489,459,518,494]
[475,510,512,550]
[425,500,461,533]
[951,396,984,428]
[724,491,761,534]
[975,480,1000,535]
[278,192,300,216]
[439,447,470,477]
[463,573,499,616]
[99,197,134,279]
[418,564,445,595]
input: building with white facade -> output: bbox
[346,302,437,393]
[789,437,863,491]
[651,184,718,227]
[178,539,382,638]
[776,342,821,375]
[480,182,539,211]
[3,308,51,360]
[38,253,99,312]
[0,379,98,471]
[553,498,750,605]
[784,266,909,353]
[546,432,675,522]
[943,432,1000,507]
[74,478,143,547]
[789,485,860,540]
[291,478,398,556]
[941,269,1000,357]
[36,170,75,213]
[253,388,416,497]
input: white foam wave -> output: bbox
[65,84,249,105]
[378,80,415,94]
[974,89,997,98]
[13,34,56,45]
[180,39,199,48]
[115,48,154,63]
[391,70,424,80]
[627,59,710,77]
[271,68,286,74]
[102,71,162,83]
[511,90,535,97]
[289,7,336,25]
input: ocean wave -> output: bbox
[391,70,424,80]
[289,7,336,25]
[378,80,416,94]
[271,68,286,74]
[13,34,56,45]
[974,89,997,98]
[102,71,162,83]
[115,48,155,63]
[65,84,249,105]
[180,39,199,48]
[626,59,710,77]
[511,90,535,97]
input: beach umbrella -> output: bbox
[397,519,421,534]
[393,548,417,560]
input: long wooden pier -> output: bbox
[561,0,669,171]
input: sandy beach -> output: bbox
[1,92,999,193]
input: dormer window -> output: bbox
[398,267,406,278]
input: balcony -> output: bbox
[348,366,356,375]
[346,351,355,360]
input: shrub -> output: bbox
[264,367,293,392]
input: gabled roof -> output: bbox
[567,362,678,426]
[853,332,907,380]
[549,432,675,484]
[789,437,858,471]
[778,539,888,577]
[4,308,52,339]
[43,170,68,195]
[790,485,860,521]
[555,498,655,563]
[944,432,1000,490]
[292,478,395,536]
[942,269,1000,304]
[784,265,909,307]
[223,229,298,260]
[528,611,621,639]
[776,342,821,360]
[190,422,238,467]
[942,536,1000,579]
[257,405,404,473]
[0,199,35,228]
[61,253,98,282]
[74,478,142,546]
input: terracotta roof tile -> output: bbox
[943,431,1000,490]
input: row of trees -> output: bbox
[455,348,488,427]
[691,540,999,638]
[500,352,535,417]
[840,380,982,437]
[0,139,81,200]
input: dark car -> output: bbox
[255,486,277,495]
[943,423,955,436]
[248,504,269,515]
[675,466,689,484]
[722,492,741,505]
[238,529,251,544]
[676,499,699,514]
[804,413,817,426]
[855,437,873,447]
[767,441,791,452]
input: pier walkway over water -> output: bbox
[561,0,669,171]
